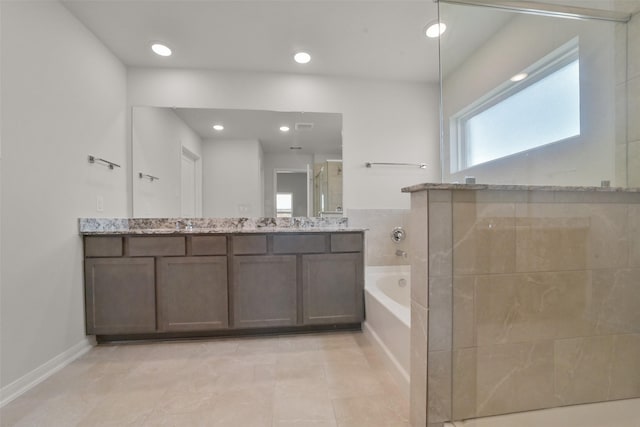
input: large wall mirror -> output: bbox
[132,106,343,218]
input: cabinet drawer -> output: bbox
[128,236,185,256]
[331,233,363,253]
[85,236,122,257]
[233,235,267,254]
[191,236,227,255]
[273,234,327,254]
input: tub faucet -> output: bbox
[395,249,407,258]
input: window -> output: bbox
[276,193,293,217]
[451,38,580,171]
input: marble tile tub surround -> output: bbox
[408,186,640,426]
[409,191,429,427]
[79,217,352,234]
[348,209,411,266]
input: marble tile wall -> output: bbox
[426,191,453,424]
[408,192,428,427]
[449,189,640,420]
[410,188,640,426]
[408,190,456,426]
[348,209,411,266]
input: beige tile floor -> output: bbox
[0,332,409,427]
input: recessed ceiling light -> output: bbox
[151,43,172,57]
[280,126,290,132]
[510,72,528,82]
[213,124,224,131]
[425,22,446,38]
[294,52,311,64]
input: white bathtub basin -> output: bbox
[363,265,411,397]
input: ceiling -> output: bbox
[62,0,636,156]
[62,0,441,83]
[61,0,637,84]
[173,108,342,155]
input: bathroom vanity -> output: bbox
[80,218,364,341]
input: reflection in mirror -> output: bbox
[132,106,342,218]
[275,171,308,217]
[313,160,343,217]
[439,1,627,187]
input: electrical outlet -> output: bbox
[96,195,104,212]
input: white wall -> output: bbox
[202,139,264,217]
[127,69,440,211]
[132,106,203,217]
[0,0,127,392]
[442,12,618,186]
[263,151,313,216]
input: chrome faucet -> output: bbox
[176,219,193,231]
[395,249,407,258]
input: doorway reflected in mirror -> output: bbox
[132,106,343,218]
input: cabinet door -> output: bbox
[85,257,156,335]
[232,255,297,328]
[302,253,363,325]
[157,256,228,331]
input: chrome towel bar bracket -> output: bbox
[88,155,120,170]
[138,172,160,182]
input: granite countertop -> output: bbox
[79,217,365,235]
[401,183,640,193]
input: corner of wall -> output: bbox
[0,338,94,408]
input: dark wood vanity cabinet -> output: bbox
[302,253,363,325]
[232,255,297,328]
[157,256,228,331]
[302,233,364,325]
[84,257,156,334]
[83,231,364,339]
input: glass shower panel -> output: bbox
[433,2,638,426]
[438,2,628,188]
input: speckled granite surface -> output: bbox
[401,183,640,193]
[79,217,361,235]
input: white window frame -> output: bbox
[450,37,580,172]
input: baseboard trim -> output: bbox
[0,338,94,407]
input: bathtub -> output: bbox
[363,265,411,397]
[444,398,640,427]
